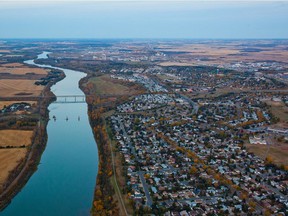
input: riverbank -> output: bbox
[0,69,65,211]
[79,75,118,215]
[80,74,146,215]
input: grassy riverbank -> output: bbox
[80,74,145,216]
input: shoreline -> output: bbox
[80,75,119,215]
[0,71,65,211]
[79,74,133,216]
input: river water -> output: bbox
[2,52,98,216]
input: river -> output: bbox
[2,52,98,216]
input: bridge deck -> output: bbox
[0,95,86,104]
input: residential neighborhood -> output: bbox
[106,65,288,215]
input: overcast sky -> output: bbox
[0,1,287,39]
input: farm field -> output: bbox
[156,41,288,66]
[0,130,33,147]
[0,149,27,187]
[0,79,44,97]
[0,63,48,75]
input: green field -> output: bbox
[88,75,132,95]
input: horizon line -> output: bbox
[1,38,288,40]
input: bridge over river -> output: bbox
[0,92,127,104]
[0,95,86,104]
[53,95,86,103]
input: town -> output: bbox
[1,39,288,215]
[104,61,288,215]
[32,39,288,215]
[1,0,288,214]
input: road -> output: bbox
[116,117,137,158]
[138,171,153,207]
[105,120,129,216]
[116,117,153,207]
[176,93,199,115]
[235,164,288,200]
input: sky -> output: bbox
[0,1,288,39]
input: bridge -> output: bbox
[0,92,129,104]
[0,95,86,104]
[53,95,86,104]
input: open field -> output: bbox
[158,62,196,66]
[0,63,48,75]
[0,130,33,147]
[88,75,138,95]
[156,41,288,65]
[1,63,23,67]
[264,99,288,122]
[0,79,44,97]
[158,44,240,56]
[156,74,181,83]
[270,105,288,123]
[0,149,27,186]
[246,143,288,166]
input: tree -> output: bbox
[265,156,274,165]
[264,210,272,216]
[248,200,256,212]
[189,166,198,175]
[144,173,150,179]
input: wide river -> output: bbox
[2,52,98,216]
